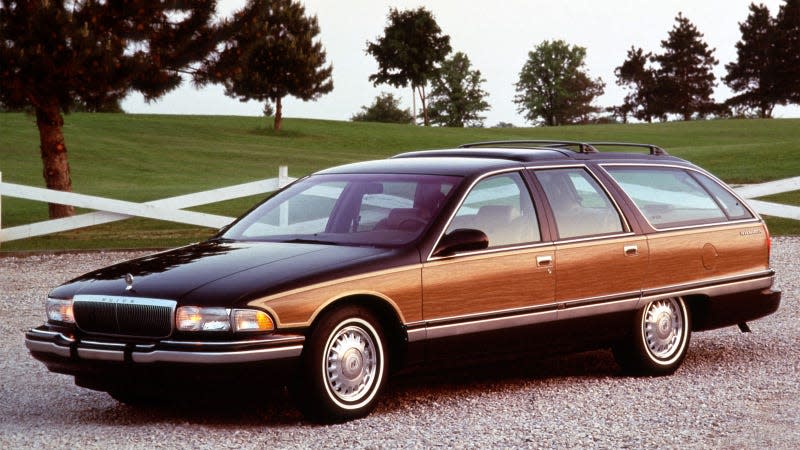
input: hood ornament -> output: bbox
[125,273,134,291]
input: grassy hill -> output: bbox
[1,113,798,251]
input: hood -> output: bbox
[50,240,402,306]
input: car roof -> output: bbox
[316,141,690,178]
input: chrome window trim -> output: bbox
[598,163,761,231]
[426,167,544,261]
[427,240,554,261]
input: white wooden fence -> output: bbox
[0,169,798,246]
[0,167,296,244]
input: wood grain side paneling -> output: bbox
[422,247,556,320]
[248,266,422,328]
[644,223,770,290]
[554,236,648,302]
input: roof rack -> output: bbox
[458,140,668,156]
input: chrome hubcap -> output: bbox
[643,298,684,360]
[325,325,377,402]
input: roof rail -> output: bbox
[586,142,669,156]
[458,140,669,156]
[459,140,599,153]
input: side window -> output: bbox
[446,172,540,248]
[605,166,734,228]
[534,168,625,239]
[693,172,754,221]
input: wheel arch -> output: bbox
[306,293,409,372]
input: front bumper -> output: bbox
[25,326,305,373]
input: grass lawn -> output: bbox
[1,113,798,251]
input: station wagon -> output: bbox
[26,140,781,422]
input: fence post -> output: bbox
[0,171,3,248]
[278,166,289,227]
[0,172,3,250]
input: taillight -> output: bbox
[763,223,771,255]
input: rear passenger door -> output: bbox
[531,167,648,313]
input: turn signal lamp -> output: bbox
[233,309,275,332]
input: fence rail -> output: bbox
[0,167,296,243]
[0,169,798,246]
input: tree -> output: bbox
[653,13,718,120]
[724,3,779,118]
[0,0,219,218]
[774,0,800,104]
[426,52,490,127]
[351,93,413,123]
[366,7,451,126]
[615,47,666,123]
[514,40,605,126]
[198,0,332,132]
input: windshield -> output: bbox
[223,173,461,246]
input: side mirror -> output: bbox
[433,229,489,257]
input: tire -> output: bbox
[293,305,388,422]
[613,297,691,376]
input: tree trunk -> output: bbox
[417,85,430,126]
[36,100,75,219]
[273,97,283,132]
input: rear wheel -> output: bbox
[293,306,388,422]
[613,297,691,375]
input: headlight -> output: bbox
[176,306,230,332]
[176,307,274,333]
[46,298,74,323]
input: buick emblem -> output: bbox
[124,273,134,291]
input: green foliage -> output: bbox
[0,1,219,111]
[724,3,780,118]
[616,14,720,122]
[774,0,800,104]
[365,7,451,126]
[3,113,800,250]
[198,0,332,132]
[615,47,663,123]
[427,52,490,128]
[351,93,413,124]
[0,0,220,217]
[654,13,719,120]
[514,40,605,126]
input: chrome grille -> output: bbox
[73,295,176,338]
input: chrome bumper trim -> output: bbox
[25,327,304,365]
[131,345,303,364]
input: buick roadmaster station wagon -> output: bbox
[26,141,781,422]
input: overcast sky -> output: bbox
[122,0,799,125]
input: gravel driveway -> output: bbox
[1,238,798,449]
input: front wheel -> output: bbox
[293,306,388,422]
[613,297,691,376]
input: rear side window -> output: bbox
[533,168,625,239]
[605,166,752,228]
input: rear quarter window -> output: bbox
[605,166,753,228]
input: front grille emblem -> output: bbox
[125,273,134,291]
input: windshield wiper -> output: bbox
[281,237,341,246]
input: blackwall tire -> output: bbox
[293,305,387,422]
[613,297,691,376]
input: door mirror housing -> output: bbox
[433,229,489,257]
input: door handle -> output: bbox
[536,255,553,267]
[624,245,638,256]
